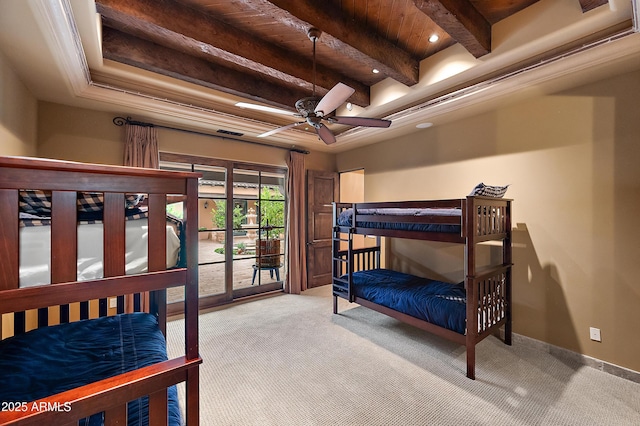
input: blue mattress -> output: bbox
[337,208,462,233]
[349,269,467,334]
[0,313,181,426]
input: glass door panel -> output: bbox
[232,168,285,293]
[195,165,227,298]
[232,169,260,291]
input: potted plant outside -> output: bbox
[256,187,284,268]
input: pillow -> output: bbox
[77,193,145,212]
[125,194,145,209]
[19,191,145,215]
[19,190,52,216]
[77,192,103,212]
[469,183,509,198]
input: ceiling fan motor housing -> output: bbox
[295,97,321,118]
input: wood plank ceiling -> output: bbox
[94,0,609,123]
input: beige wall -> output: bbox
[36,102,336,172]
[37,102,123,164]
[0,50,37,156]
[337,69,640,373]
[340,169,378,252]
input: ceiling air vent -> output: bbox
[217,129,244,137]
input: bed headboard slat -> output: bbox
[103,192,126,277]
[0,189,19,290]
[149,193,169,334]
[51,191,78,284]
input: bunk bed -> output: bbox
[0,156,201,425]
[332,196,512,379]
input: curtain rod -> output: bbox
[112,116,310,155]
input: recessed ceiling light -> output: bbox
[416,122,433,129]
[346,102,353,111]
[429,34,439,43]
[235,102,292,115]
[372,68,380,74]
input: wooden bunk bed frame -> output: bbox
[332,197,512,379]
[0,156,201,425]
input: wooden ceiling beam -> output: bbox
[101,27,310,111]
[413,0,491,58]
[257,0,420,86]
[96,0,370,106]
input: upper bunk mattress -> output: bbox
[0,313,181,426]
[349,269,466,334]
[337,207,462,233]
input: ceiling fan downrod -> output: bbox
[307,28,322,97]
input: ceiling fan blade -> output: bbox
[257,122,302,138]
[314,83,355,117]
[332,116,392,128]
[315,123,336,145]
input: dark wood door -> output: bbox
[306,170,339,288]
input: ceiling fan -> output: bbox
[257,28,391,145]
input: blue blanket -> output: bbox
[337,208,462,233]
[349,269,467,334]
[0,313,181,425]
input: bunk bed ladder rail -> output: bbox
[332,203,382,311]
[332,203,353,307]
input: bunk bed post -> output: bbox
[348,203,357,302]
[504,200,513,346]
[0,189,19,292]
[184,176,200,426]
[465,196,478,380]
[332,202,338,314]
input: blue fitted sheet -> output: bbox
[349,269,467,334]
[337,208,462,233]
[0,313,181,426]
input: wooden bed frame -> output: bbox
[0,156,201,425]
[332,197,512,379]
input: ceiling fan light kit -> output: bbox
[257,27,391,145]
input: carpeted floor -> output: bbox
[166,285,640,426]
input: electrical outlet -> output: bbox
[589,327,601,342]
[109,297,118,309]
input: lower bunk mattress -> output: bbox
[0,312,181,426]
[348,269,467,334]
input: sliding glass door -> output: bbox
[232,168,286,295]
[160,153,287,310]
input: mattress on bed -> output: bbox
[18,218,181,288]
[349,269,467,334]
[337,208,462,233]
[0,313,181,426]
